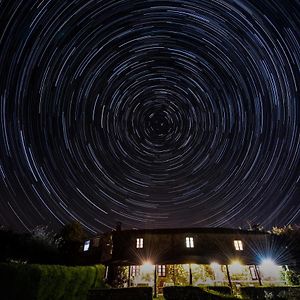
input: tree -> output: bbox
[0,226,61,264]
[31,225,61,248]
[272,225,300,280]
[58,221,87,265]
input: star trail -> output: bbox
[0,0,300,234]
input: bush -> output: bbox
[87,287,152,300]
[0,263,106,300]
[240,286,300,300]
[163,286,238,300]
[205,286,232,295]
[285,270,300,285]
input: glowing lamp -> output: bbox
[260,258,276,269]
[141,261,154,272]
[230,260,243,273]
[210,262,220,269]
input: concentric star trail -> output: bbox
[0,0,299,233]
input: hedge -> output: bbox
[87,287,152,300]
[240,286,300,300]
[205,286,232,295]
[163,286,239,300]
[0,263,106,300]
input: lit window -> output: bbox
[84,240,90,251]
[234,240,243,251]
[186,237,194,248]
[136,238,143,248]
[158,265,166,277]
[249,266,258,280]
[131,265,140,276]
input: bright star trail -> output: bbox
[0,0,300,233]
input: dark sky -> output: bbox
[0,0,300,234]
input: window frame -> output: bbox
[234,240,243,251]
[249,266,258,280]
[136,237,144,248]
[83,240,90,251]
[186,236,194,248]
[131,265,140,277]
[158,265,166,277]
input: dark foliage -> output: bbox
[0,263,106,300]
[205,286,232,295]
[272,225,300,272]
[240,286,300,300]
[285,269,300,285]
[87,287,152,300]
[0,227,61,264]
[163,286,238,300]
[0,221,88,265]
[58,221,88,265]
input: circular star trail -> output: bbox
[0,0,300,233]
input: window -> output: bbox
[249,266,258,280]
[234,240,243,251]
[136,238,143,248]
[158,265,166,277]
[131,265,140,276]
[84,240,90,251]
[186,237,194,248]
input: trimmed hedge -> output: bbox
[240,286,300,300]
[163,286,238,300]
[0,263,106,300]
[206,286,232,295]
[88,287,152,300]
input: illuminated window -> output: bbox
[131,265,140,276]
[249,266,258,280]
[186,237,194,248]
[158,265,166,277]
[136,238,143,248]
[234,240,243,251]
[84,240,90,251]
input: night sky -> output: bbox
[0,0,300,234]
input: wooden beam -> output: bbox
[254,265,262,286]
[154,265,157,298]
[225,265,233,290]
[127,265,131,287]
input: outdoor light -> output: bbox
[210,262,220,269]
[230,260,243,273]
[141,261,154,272]
[259,258,280,278]
[260,258,278,272]
[260,258,276,269]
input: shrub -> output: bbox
[205,286,232,295]
[285,270,300,285]
[0,263,106,300]
[87,287,152,300]
[163,286,238,300]
[240,286,300,300]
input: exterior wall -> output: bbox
[80,228,291,289]
[111,229,281,266]
[122,263,287,293]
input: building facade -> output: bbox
[82,227,292,295]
